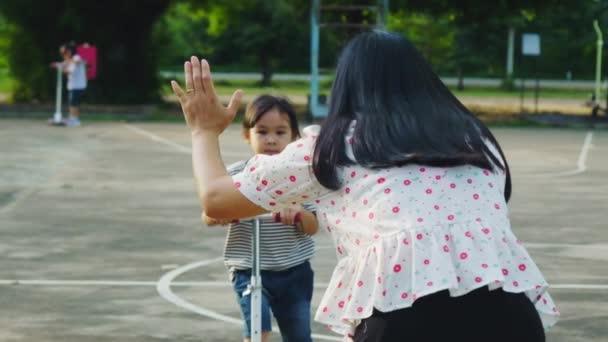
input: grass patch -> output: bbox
[0,68,14,93]
[160,77,333,97]
[160,75,598,100]
[449,86,597,100]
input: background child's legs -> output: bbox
[265,261,314,342]
[69,106,80,119]
[232,270,273,342]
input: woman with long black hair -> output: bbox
[170,30,558,341]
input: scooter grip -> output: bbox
[273,212,302,224]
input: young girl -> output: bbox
[172,31,558,342]
[204,95,319,342]
[50,42,86,127]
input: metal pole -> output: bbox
[534,57,539,114]
[310,0,320,119]
[377,0,389,29]
[594,20,603,111]
[250,215,263,342]
[506,27,515,80]
[520,77,525,113]
[244,212,300,341]
[53,66,63,123]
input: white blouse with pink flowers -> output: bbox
[231,124,559,340]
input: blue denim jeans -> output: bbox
[68,89,85,106]
[232,261,314,341]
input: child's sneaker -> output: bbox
[65,117,81,127]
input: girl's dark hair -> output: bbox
[243,95,301,139]
[63,42,77,55]
[312,31,512,201]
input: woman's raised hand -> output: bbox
[171,56,242,135]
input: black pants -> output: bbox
[354,287,545,342]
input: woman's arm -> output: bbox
[171,57,265,219]
[191,133,266,219]
[201,212,233,226]
[172,57,326,220]
[298,211,319,236]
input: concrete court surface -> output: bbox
[0,119,607,341]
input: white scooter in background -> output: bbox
[49,65,65,126]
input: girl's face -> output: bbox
[245,108,295,155]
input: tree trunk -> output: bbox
[457,66,465,91]
[260,56,273,87]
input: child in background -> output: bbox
[50,42,87,127]
[204,95,318,342]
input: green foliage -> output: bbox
[388,11,456,71]
[0,14,10,70]
[388,0,595,80]
[208,0,310,85]
[153,2,214,68]
[155,0,340,83]
[0,0,605,105]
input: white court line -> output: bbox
[534,131,594,177]
[124,124,248,158]
[0,279,235,287]
[125,124,191,154]
[156,257,242,326]
[1,250,606,340]
[525,242,608,249]
[2,279,607,291]
[0,279,312,288]
[157,258,342,341]
[125,123,598,178]
[551,284,608,290]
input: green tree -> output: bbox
[388,10,455,70]
[208,0,309,85]
[155,0,335,83]
[153,2,214,69]
[0,0,171,104]
[521,2,597,79]
[390,0,581,84]
[0,14,10,70]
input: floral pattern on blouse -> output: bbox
[232,124,559,340]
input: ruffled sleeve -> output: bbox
[232,125,329,211]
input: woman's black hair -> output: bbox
[312,31,512,201]
[243,94,301,139]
